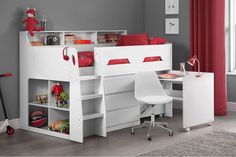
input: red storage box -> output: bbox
[77,51,94,67]
[108,59,130,65]
[74,39,92,45]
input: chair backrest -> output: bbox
[135,71,167,99]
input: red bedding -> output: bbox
[77,51,94,67]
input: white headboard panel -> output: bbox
[94,44,172,76]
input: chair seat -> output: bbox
[137,95,173,105]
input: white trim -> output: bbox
[227,102,236,112]
[229,0,236,72]
[0,118,20,132]
[227,69,236,75]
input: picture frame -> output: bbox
[165,0,179,15]
[165,18,179,34]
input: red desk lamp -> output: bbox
[187,55,201,77]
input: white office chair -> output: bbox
[131,71,173,141]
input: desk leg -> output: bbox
[163,82,173,117]
[165,102,173,117]
[185,128,190,132]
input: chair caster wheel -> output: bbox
[130,129,135,135]
[169,132,173,136]
[6,126,14,135]
[148,137,152,141]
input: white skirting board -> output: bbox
[0,118,20,132]
[227,102,236,112]
[174,100,236,112]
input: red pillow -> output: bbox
[116,34,149,46]
[149,37,168,45]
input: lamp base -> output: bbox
[196,73,202,77]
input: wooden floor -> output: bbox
[1,109,236,156]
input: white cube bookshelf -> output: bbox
[20,30,126,143]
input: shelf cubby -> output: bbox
[97,31,125,44]
[28,79,49,106]
[49,109,70,135]
[28,105,48,129]
[65,31,96,45]
[28,32,64,46]
[49,80,70,110]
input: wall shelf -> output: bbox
[29,102,48,108]
[50,106,70,112]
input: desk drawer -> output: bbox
[106,106,140,127]
[104,75,135,94]
[105,92,139,111]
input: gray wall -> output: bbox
[0,0,145,120]
[144,0,235,103]
[144,0,190,70]
[227,75,236,102]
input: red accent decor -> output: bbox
[51,83,63,105]
[31,117,47,128]
[187,55,201,77]
[190,0,226,115]
[108,59,130,65]
[143,56,162,62]
[0,73,12,77]
[116,34,149,46]
[62,47,69,61]
[149,37,168,45]
[74,39,92,45]
[72,55,76,66]
[77,51,94,67]
[22,8,44,36]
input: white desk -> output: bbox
[160,71,214,131]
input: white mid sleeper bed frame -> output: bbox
[20,31,172,143]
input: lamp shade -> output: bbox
[187,55,197,66]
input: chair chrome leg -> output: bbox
[147,122,153,141]
[131,104,173,140]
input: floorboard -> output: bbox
[1,109,236,156]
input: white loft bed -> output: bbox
[20,31,172,143]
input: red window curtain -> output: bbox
[190,0,227,115]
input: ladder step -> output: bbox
[80,75,100,81]
[81,94,103,100]
[83,113,104,120]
